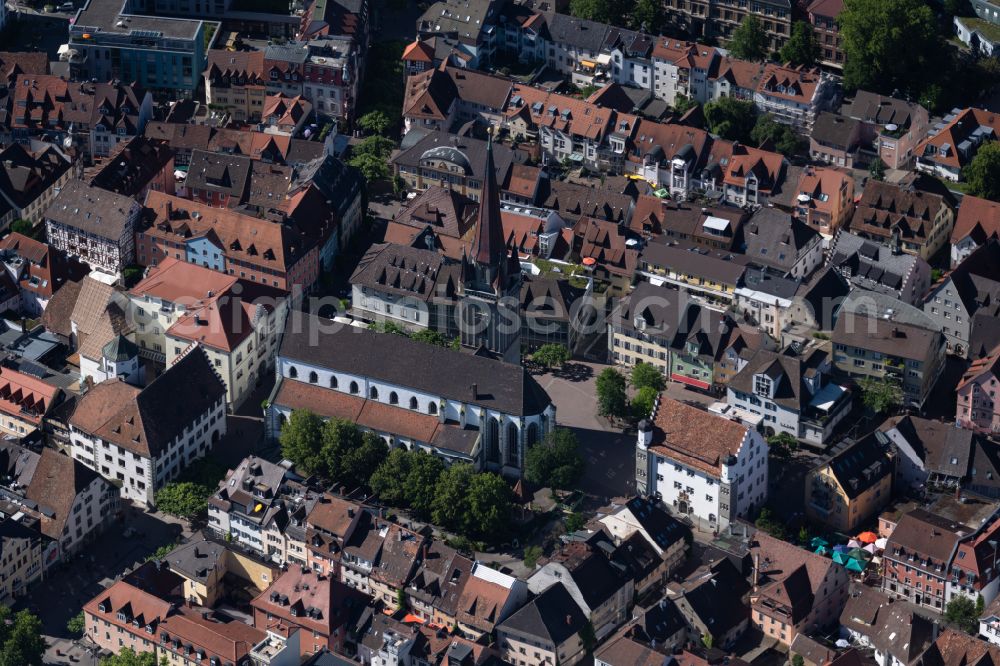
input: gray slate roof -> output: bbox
[279,314,552,416]
[499,582,587,646]
[45,180,137,241]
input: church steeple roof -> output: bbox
[471,133,506,267]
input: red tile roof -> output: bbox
[916,108,1000,170]
[952,194,1000,245]
[0,366,59,425]
[648,397,749,476]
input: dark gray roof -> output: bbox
[823,432,893,500]
[184,150,252,199]
[162,537,226,582]
[624,496,691,552]
[729,349,809,411]
[944,239,1000,317]
[843,90,923,128]
[828,230,923,295]
[884,415,977,481]
[417,0,500,43]
[393,130,519,184]
[349,243,459,304]
[615,281,734,359]
[811,112,862,150]
[499,582,588,645]
[832,310,941,362]
[742,208,820,274]
[292,154,363,219]
[640,240,749,286]
[795,266,850,331]
[44,180,137,241]
[740,267,800,300]
[544,13,612,52]
[279,314,552,416]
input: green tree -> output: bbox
[869,157,886,181]
[945,595,979,634]
[340,431,389,491]
[66,612,86,636]
[565,511,585,532]
[780,22,818,66]
[0,607,46,666]
[631,362,666,391]
[9,219,33,236]
[98,649,162,666]
[532,343,571,369]
[396,588,407,610]
[596,367,629,421]
[523,544,543,568]
[673,95,698,114]
[751,115,801,156]
[631,385,659,420]
[411,328,451,347]
[349,135,396,183]
[838,0,938,96]
[859,376,903,414]
[465,472,512,539]
[702,633,714,649]
[403,451,446,516]
[797,525,810,545]
[432,462,475,532]
[357,110,391,136]
[768,432,799,456]
[631,0,664,34]
[155,481,210,519]
[793,656,806,666]
[279,409,325,473]
[524,428,585,490]
[370,448,414,506]
[704,97,757,142]
[728,15,769,61]
[965,142,1000,202]
[978,594,986,615]
[568,0,621,24]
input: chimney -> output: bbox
[471,383,478,400]
[565,614,572,625]
[752,552,761,590]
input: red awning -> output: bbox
[670,373,711,390]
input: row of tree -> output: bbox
[280,409,587,541]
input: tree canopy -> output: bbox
[0,607,46,666]
[965,142,1000,202]
[280,411,389,490]
[631,0,665,34]
[99,649,164,666]
[704,97,757,142]
[728,15,769,62]
[596,367,629,421]
[779,22,818,66]
[750,115,801,156]
[631,385,659,420]
[631,362,665,392]
[524,427,585,490]
[155,481,210,520]
[838,0,938,97]
[532,343,571,369]
[465,472,513,539]
[859,376,903,414]
[349,135,396,183]
[357,110,391,136]
[945,596,979,634]
[869,157,886,182]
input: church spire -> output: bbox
[471,131,506,267]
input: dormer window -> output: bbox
[753,374,773,398]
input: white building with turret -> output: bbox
[636,396,768,530]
